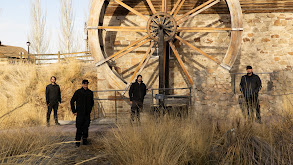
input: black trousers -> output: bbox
[244,94,261,121]
[47,103,59,123]
[76,116,90,141]
[131,101,143,122]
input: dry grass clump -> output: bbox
[103,113,293,165]
[0,128,74,164]
[0,60,97,129]
[104,118,190,165]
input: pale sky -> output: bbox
[0,0,90,53]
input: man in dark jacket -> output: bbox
[70,80,94,147]
[129,75,147,123]
[240,66,262,123]
[46,76,61,126]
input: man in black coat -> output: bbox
[240,66,262,123]
[70,80,94,147]
[129,75,147,123]
[46,76,61,126]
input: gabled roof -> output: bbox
[0,45,31,59]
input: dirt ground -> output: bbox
[32,123,115,165]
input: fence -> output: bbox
[2,51,94,64]
[92,87,192,123]
[32,51,94,64]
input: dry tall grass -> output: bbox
[102,112,293,165]
[0,60,97,129]
[0,127,77,164]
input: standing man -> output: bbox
[46,76,61,126]
[129,75,147,123]
[70,80,94,147]
[240,66,262,123]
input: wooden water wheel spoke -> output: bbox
[175,36,221,65]
[170,0,183,15]
[176,0,220,24]
[177,27,232,33]
[173,0,186,17]
[113,39,152,60]
[122,45,156,95]
[162,0,167,12]
[169,41,194,86]
[146,0,157,14]
[113,0,148,21]
[153,18,161,26]
[95,35,149,66]
[151,23,159,27]
[124,42,155,90]
[165,27,173,31]
[164,30,171,36]
[93,26,147,32]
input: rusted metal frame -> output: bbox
[95,35,149,66]
[113,39,152,60]
[88,26,147,32]
[146,0,157,14]
[173,0,186,17]
[169,41,193,86]
[175,35,221,65]
[176,0,220,24]
[93,87,191,93]
[113,0,148,21]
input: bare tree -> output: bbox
[83,0,94,51]
[59,0,78,53]
[28,0,49,54]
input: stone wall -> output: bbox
[95,13,293,119]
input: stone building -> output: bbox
[88,0,293,120]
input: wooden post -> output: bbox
[158,28,165,94]
[165,42,170,95]
[158,27,166,108]
[58,51,61,63]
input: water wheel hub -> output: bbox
[147,12,177,41]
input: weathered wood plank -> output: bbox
[177,27,232,32]
[89,26,147,32]
[146,0,157,14]
[95,35,149,66]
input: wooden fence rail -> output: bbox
[1,51,94,65]
[31,51,93,64]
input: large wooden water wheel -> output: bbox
[88,0,243,91]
